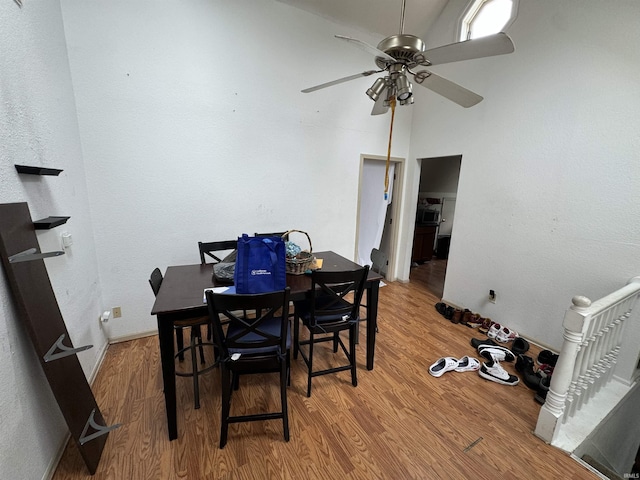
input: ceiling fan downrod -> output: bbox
[399,0,406,35]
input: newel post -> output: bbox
[535,295,591,444]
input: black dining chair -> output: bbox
[198,240,238,265]
[149,268,217,409]
[293,266,369,397]
[205,287,291,448]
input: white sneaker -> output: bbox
[478,361,519,386]
[478,345,515,363]
[428,356,459,377]
[496,326,518,343]
[487,323,501,339]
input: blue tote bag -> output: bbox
[234,234,287,294]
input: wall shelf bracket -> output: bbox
[79,409,122,445]
[9,247,65,264]
[44,334,93,363]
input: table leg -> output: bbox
[157,314,177,440]
[366,280,380,371]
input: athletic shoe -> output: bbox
[537,363,555,377]
[534,376,551,404]
[454,356,481,372]
[478,345,515,363]
[487,323,502,339]
[478,361,519,386]
[537,349,559,367]
[429,357,459,377]
[515,354,535,373]
[478,317,494,334]
[466,313,483,328]
[496,326,518,343]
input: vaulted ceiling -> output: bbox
[275,0,449,38]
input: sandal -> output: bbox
[455,356,481,372]
[428,357,459,377]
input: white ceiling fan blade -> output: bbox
[413,70,483,108]
[301,70,380,93]
[371,88,390,116]
[334,35,396,63]
[420,32,514,66]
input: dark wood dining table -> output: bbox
[150,250,382,440]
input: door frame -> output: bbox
[355,153,405,282]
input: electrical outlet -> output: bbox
[112,306,122,318]
[489,290,496,303]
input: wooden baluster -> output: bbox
[535,295,591,442]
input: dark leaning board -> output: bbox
[0,202,116,475]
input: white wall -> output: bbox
[59,0,412,340]
[404,0,640,348]
[0,1,108,479]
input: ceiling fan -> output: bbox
[301,0,515,115]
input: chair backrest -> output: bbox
[149,267,163,296]
[198,240,238,264]
[309,267,369,327]
[370,248,388,275]
[206,288,291,361]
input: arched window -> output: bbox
[459,0,518,41]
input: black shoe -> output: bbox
[512,337,530,355]
[515,354,535,373]
[470,337,498,350]
[444,306,454,320]
[435,302,447,316]
[534,376,551,404]
[537,350,559,367]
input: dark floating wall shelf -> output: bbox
[15,164,64,176]
[33,216,70,229]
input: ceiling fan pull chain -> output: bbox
[384,97,397,201]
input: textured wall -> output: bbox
[406,0,640,348]
[60,0,412,340]
[0,1,107,479]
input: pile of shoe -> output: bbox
[428,355,481,377]
[515,349,558,404]
[434,303,488,329]
[470,338,519,386]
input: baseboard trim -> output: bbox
[108,329,158,344]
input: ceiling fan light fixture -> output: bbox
[399,96,414,106]
[366,77,387,102]
[395,75,412,101]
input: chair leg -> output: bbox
[350,325,358,387]
[191,334,201,409]
[293,314,300,359]
[306,332,314,397]
[333,332,339,352]
[176,327,185,361]
[280,358,290,441]
[220,367,231,449]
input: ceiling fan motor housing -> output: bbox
[375,34,426,69]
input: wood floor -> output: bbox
[52,263,598,479]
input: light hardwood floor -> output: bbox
[52,264,598,479]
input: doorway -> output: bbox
[355,154,404,282]
[410,155,461,298]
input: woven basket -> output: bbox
[283,229,313,275]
